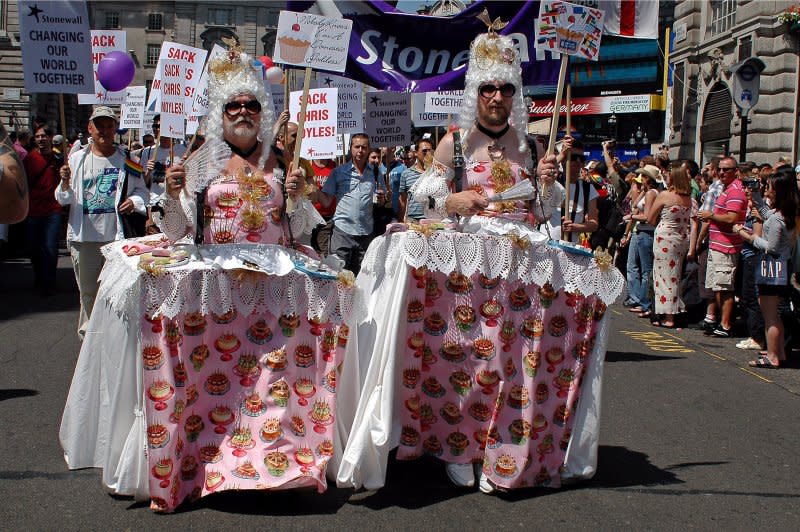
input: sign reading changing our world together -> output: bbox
[19,0,94,94]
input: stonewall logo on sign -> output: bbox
[315,74,363,135]
[19,0,94,94]
[365,91,410,148]
[288,88,337,160]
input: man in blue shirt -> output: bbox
[399,138,433,222]
[313,133,386,273]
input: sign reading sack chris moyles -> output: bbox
[19,0,94,94]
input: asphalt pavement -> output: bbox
[1,255,799,530]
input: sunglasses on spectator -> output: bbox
[224,99,262,116]
[718,166,737,173]
[152,123,160,130]
[479,83,516,98]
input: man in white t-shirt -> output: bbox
[56,106,148,338]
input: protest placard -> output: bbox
[273,11,353,73]
[423,90,464,116]
[159,56,185,138]
[120,86,146,130]
[78,30,127,104]
[288,87,337,160]
[412,93,450,127]
[315,74,363,134]
[536,1,605,61]
[145,42,208,116]
[365,91,410,148]
[19,0,94,94]
[190,44,225,117]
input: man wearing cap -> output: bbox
[56,105,148,338]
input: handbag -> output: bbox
[756,252,788,286]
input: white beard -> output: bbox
[224,117,257,140]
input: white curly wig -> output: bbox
[206,48,276,169]
[459,31,529,160]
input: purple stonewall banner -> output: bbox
[287,1,561,93]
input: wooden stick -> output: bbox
[58,94,68,153]
[563,83,572,242]
[288,66,313,214]
[128,130,132,151]
[169,137,174,162]
[546,55,569,156]
[152,135,161,162]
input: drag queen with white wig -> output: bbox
[337,11,623,496]
[154,39,317,245]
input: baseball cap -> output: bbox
[635,164,661,182]
[89,105,117,123]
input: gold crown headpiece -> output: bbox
[473,9,516,69]
[208,37,254,81]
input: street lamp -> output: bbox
[635,126,643,143]
[607,113,617,139]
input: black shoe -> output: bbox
[712,326,732,338]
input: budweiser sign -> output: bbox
[528,94,651,117]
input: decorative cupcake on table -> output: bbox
[183,312,207,336]
[142,345,164,371]
[234,353,261,386]
[246,318,273,345]
[205,470,225,492]
[419,402,437,430]
[553,403,570,426]
[405,394,420,420]
[439,401,463,425]
[553,368,576,398]
[509,419,532,445]
[269,380,290,407]
[446,430,469,456]
[400,425,420,447]
[164,320,183,356]
[316,439,334,458]
[537,434,554,462]
[494,453,518,478]
[278,313,300,337]
[565,290,584,308]
[152,457,173,488]
[449,369,472,396]
[453,304,477,331]
[170,399,185,424]
[148,380,174,411]
[423,312,447,336]
[307,315,329,336]
[215,332,240,361]
[408,331,425,356]
[509,286,531,311]
[411,266,428,288]
[573,338,593,363]
[180,455,199,481]
[208,404,234,433]
[531,413,548,439]
[445,271,472,294]
[468,401,491,422]
[147,422,169,448]
[242,392,266,417]
[535,382,549,404]
[545,347,565,373]
[205,371,231,396]
[499,319,517,351]
[337,324,349,347]
[228,424,255,457]
[421,376,445,398]
[575,302,594,333]
[421,345,438,371]
[538,282,557,308]
[440,341,465,363]
[471,337,495,361]
[289,414,306,437]
[211,308,237,324]
[423,435,443,457]
[184,413,204,442]
[321,328,337,356]
[308,399,334,433]
[424,277,442,306]
[190,344,210,371]
[295,446,315,473]
[475,369,499,394]
[506,385,530,409]
[293,344,315,368]
[559,428,572,451]
[524,350,541,378]
[478,273,501,290]
[232,460,260,481]
[262,346,288,371]
[504,357,518,379]
[185,384,199,407]
[407,299,424,323]
[520,316,544,340]
[199,443,223,464]
[323,368,337,393]
[479,299,504,327]
[402,367,421,389]
[293,377,315,406]
[259,418,282,443]
[264,450,289,477]
[172,362,187,388]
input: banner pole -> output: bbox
[288,66,313,214]
[58,94,68,154]
[546,54,569,156]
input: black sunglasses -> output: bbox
[718,166,737,173]
[152,123,160,130]
[224,99,262,116]
[479,83,516,98]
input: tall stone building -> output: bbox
[0,1,285,139]
[669,0,800,164]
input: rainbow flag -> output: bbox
[125,158,143,178]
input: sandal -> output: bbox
[656,322,676,329]
[748,355,780,369]
[638,310,652,318]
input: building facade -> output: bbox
[669,0,800,164]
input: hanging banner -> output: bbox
[412,93,449,127]
[120,85,146,129]
[527,94,651,117]
[146,41,208,115]
[274,10,353,72]
[365,91,410,148]
[315,74,363,134]
[78,30,127,104]
[287,0,561,92]
[288,87,338,159]
[19,0,94,94]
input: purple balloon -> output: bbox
[97,51,135,92]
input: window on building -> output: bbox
[208,8,233,26]
[709,0,736,36]
[739,35,752,60]
[147,13,164,31]
[105,11,120,29]
[146,44,161,66]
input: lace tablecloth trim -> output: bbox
[99,241,356,323]
[359,231,625,305]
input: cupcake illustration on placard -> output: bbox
[278,15,313,63]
